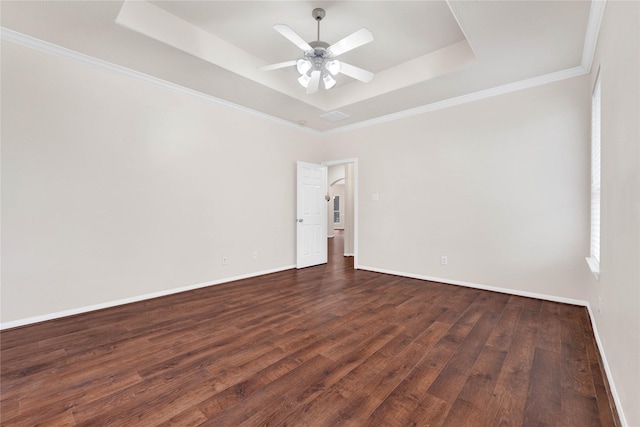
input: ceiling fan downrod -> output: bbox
[312,8,325,42]
[258,7,374,94]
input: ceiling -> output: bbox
[1,1,601,133]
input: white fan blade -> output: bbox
[273,24,313,52]
[306,70,321,94]
[339,62,374,83]
[328,28,373,57]
[258,60,298,71]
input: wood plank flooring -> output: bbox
[1,232,619,426]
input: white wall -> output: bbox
[323,76,592,301]
[327,164,345,186]
[3,10,638,423]
[1,41,322,324]
[344,163,355,256]
[585,2,640,425]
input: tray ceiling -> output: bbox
[1,1,600,133]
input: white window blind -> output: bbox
[588,73,601,277]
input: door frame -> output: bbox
[323,158,358,269]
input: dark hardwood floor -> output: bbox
[1,231,619,426]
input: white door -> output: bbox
[296,161,328,268]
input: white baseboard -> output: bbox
[2,262,626,425]
[357,264,627,425]
[0,265,295,330]
[357,265,589,306]
[585,305,628,426]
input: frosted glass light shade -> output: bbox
[296,59,312,75]
[323,74,336,89]
[298,73,311,88]
[325,60,341,76]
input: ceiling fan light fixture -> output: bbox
[298,73,311,88]
[323,74,336,90]
[296,59,312,75]
[261,8,374,94]
[325,60,341,76]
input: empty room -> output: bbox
[1,1,638,426]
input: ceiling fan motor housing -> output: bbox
[307,41,331,70]
[260,6,373,93]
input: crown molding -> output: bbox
[2,0,606,136]
[582,0,607,73]
[324,65,589,135]
[326,0,607,135]
[0,27,322,137]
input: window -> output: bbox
[333,196,340,223]
[586,71,601,279]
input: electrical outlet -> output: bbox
[252,251,258,260]
[222,256,228,265]
[441,256,448,266]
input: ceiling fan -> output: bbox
[258,8,374,94]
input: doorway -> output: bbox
[323,158,358,269]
